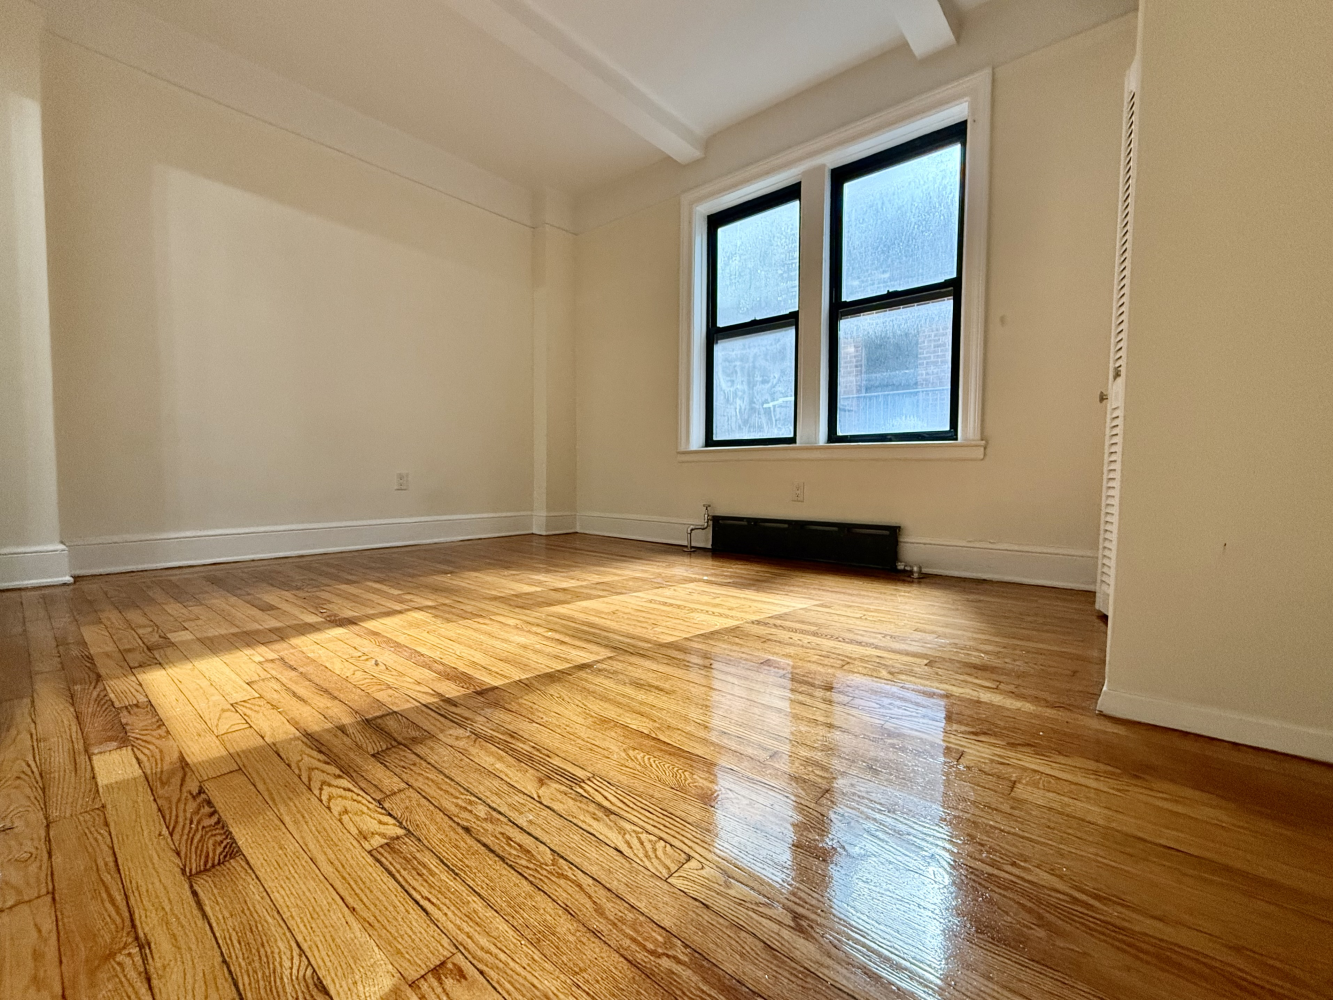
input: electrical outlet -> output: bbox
[395,472,410,491]
[792,481,805,502]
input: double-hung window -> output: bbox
[829,122,965,441]
[683,72,989,457]
[706,184,801,446]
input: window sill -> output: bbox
[676,440,985,462]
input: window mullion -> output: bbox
[796,164,830,445]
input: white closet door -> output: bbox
[1096,59,1140,616]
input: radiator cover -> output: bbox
[709,516,900,571]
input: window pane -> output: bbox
[715,200,799,327]
[713,325,796,441]
[837,298,952,436]
[841,143,961,301]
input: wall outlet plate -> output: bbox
[792,481,805,502]
[395,472,410,491]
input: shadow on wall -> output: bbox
[55,159,532,542]
[2,91,61,547]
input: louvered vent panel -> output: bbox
[1096,60,1139,615]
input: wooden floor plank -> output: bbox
[49,807,153,1000]
[21,591,62,675]
[0,696,50,910]
[202,769,416,1000]
[382,784,678,1000]
[192,856,333,1000]
[0,593,35,700]
[32,667,101,820]
[119,699,242,875]
[133,665,238,782]
[71,591,149,707]
[410,956,501,1000]
[248,675,407,800]
[372,834,599,1000]
[258,655,396,755]
[218,725,448,981]
[5,536,1330,1000]
[0,894,61,999]
[375,738,857,1000]
[232,695,404,847]
[91,747,238,1000]
[59,641,131,753]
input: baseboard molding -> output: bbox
[0,545,73,590]
[577,512,698,547]
[1098,688,1333,764]
[532,512,578,536]
[54,508,1096,590]
[577,513,1095,589]
[898,537,1096,590]
[67,512,534,576]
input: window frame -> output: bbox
[705,182,802,448]
[827,120,968,443]
[678,69,991,460]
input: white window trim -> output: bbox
[678,69,992,458]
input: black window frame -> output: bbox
[827,120,967,443]
[705,182,802,448]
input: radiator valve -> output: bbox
[685,504,712,553]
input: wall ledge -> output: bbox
[1097,688,1333,764]
[0,544,73,590]
[677,441,985,462]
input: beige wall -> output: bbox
[574,17,1136,577]
[1102,0,1333,757]
[42,36,535,551]
[0,0,66,586]
[532,223,578,527]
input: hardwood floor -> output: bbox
[2,533,1331,1000]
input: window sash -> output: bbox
[705,182,801,447]
[827,121,967,443]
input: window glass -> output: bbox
[841,143,961,301]
[716,200,800,327]
[713,325,796,441]
[836,298,953,436]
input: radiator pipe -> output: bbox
[684,504,712,553]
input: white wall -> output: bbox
[1101,0,1333,761]
[40,36,538,573]
[532,222,578,534]
[0,0,67,588]
[573,16,1137,587]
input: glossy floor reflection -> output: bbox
[3,534,1331,1000]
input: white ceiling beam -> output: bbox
[888,0,959,59]
[440,0,705,163]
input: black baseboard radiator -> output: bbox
[709,515,900,571]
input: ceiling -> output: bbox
[115,0,993,196]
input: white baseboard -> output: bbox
[67,512,534,576]
[1098,687,1333,764]
[898,537,1095,590]
[51,508,1095,592]
[532,512,578,535]
[0,544,73,590]
[577,512,698,547]
[576,513,1095,589]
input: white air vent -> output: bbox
[1096,58,1140,616]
